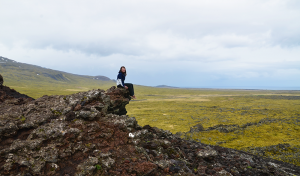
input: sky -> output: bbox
[0,0,300,89]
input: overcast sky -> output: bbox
[1,0,300,89]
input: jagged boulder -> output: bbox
[0,87,33,104]
[189,123,204,133]
[0,86,131,175]
[0,85,300,176]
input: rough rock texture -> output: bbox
[0,85,300,175]
[0,74,3,88]
[242,143,300,168]
[184,118,282,135]
[0,85,34,104]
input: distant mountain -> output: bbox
[0,56,116,98]
[156,85,178,88]
[0,56,114,85]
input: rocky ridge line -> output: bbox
[0,85,34,104]
[0,74,3,88]
[0,85,300,175]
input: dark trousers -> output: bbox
[124,83,134,96]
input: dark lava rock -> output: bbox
[206,124,239,133]
[0,85,34,104]
[0,84,300,176]
[0,74,3,88]
[189,123,204,133]
[169,164,181,173]
[65,111,76,121]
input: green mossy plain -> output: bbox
[126,86,300,166]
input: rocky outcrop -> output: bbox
[0,85,34,104]
[242,143,300,168]
[183,118,281,135]
[0,85,300,175]
[0,74,3,89]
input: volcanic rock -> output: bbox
[0,85,34,104]
[189,123,204,133]
[0,85,300,175]
[0,74,3,88]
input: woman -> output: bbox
[117,66,136,99]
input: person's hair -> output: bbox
[119,66,127,76]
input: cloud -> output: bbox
[0,0,299,88]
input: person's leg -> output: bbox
[129,84,136,98]
[124,83,134,97]
[130,84,135,98]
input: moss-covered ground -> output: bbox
[126,86,300,166]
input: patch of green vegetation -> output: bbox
[95,164,102,170]
[126,86,300,166]
[51,109,62,116]
[20,115,26,122]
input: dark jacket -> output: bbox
[116,72,125,87]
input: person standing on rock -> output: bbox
[117,66,136,99]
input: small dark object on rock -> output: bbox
[66,111,76,121]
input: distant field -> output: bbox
[5,79,115,99]
[126,86,300,166]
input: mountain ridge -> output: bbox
[0,56,116,98]
[0,56,114,83]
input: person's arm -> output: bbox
[117,73,127,89]
[117,73,124,87]
[121,74,128,89]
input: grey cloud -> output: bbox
[2,0,299,50]
[0,0,299,88]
